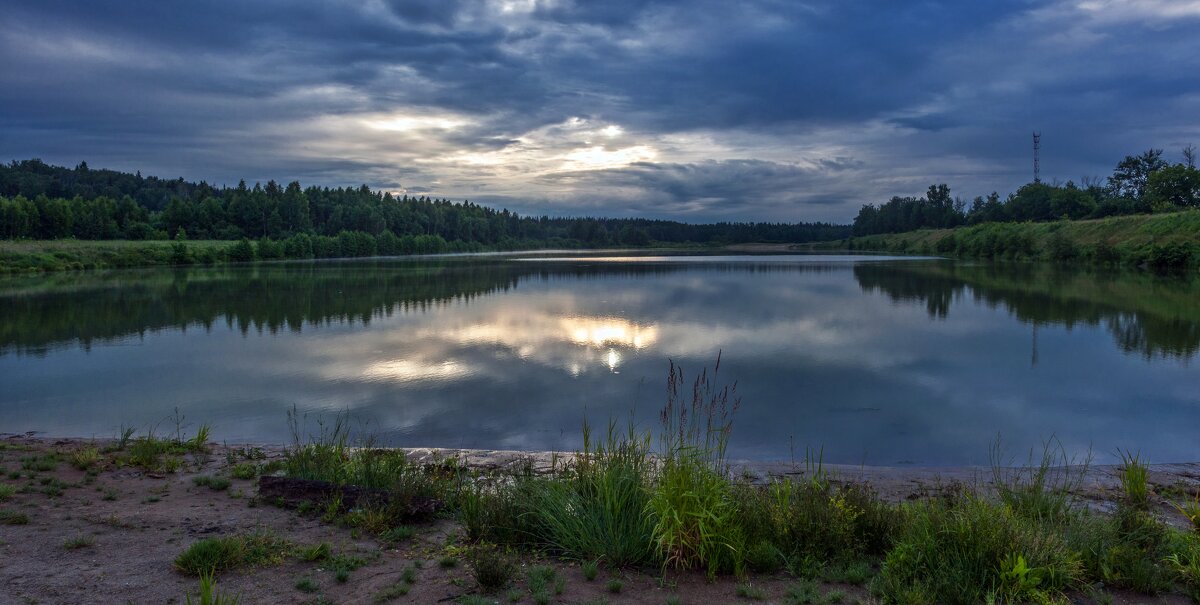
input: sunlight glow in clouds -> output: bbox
[2,0,1198,222]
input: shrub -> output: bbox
[174,533,291,576]
[521,420,655,565]
[226,238,255,262]
[875,494,1081,604]
[466,544,516,590]
[648,358,744,578]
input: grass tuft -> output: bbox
[0,509,30,525]
[736,582,766,600]
[174,533,292,576]
[63,534,96,549]
[185,571,241,605]
[466,544,516,590]
[193,475,232,491]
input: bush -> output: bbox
[226,238,255,263]
[466,544,516,590]
[174,533,291,576]
[875,494,1081,604]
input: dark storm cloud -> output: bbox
[540,159,864,218]
[1,0,1198,221]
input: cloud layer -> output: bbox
[2,0,1198,222]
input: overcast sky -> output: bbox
[1,0,1198,222]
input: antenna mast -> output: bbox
[1032,132,1041,183]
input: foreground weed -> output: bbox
[1119,450,1150,510]
[0,509,29,524]
[582,559,599,581]
[649,358,745,578]
[297,542,331,562]
[373,582,411,602]
[458,597,500,605]
[329,551,374,583]
[175,533,292,575]
[20,454,58,472]
[70,447,102,471]
[991,438,1088,523]
[466,544,515,590]
[63,534,96,549]
[606,578,623,593]
[522,419,655,566]
[379,525,415,544]
[193,475,232,491]
[875,494,1080,604]
[0,484,14,501]
[736,582,766,600]
[295,577,319,593]
[1174,495,1200,533]
[230,463,258,480]
[784,580,820,605]
[186,571,241,605]
[527,565,556,593]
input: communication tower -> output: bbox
[1033,132,1041,183]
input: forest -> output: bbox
[0,159,849,251]
[851,147,1200,236]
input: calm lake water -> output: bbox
[2,252,1197,465]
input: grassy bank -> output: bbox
[0,239,238,274]
[819,210,1200,270]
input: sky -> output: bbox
[1,0,1198,223]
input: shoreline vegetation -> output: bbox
[811,210,1200,271]
[3,362,1200,604]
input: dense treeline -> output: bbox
[852,146,1200,236]
[0,159,849,250]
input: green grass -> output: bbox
[736,582,766,600]
[581,559,599,581]
[466,544,516,590]
[519,419,655,565]
[20,454,58,472]
[230,463,258,480]
[193,475,232,491]
[297,542,331,562]
[784,580,821,605]
[0,239,237,274]
[69,447,102,470]
[0,484,15,501]
[379,525,415,544]
[63,534,96,549]
[328,551,374,583]
[1119,450,1150,510]
[373,581,411,602]
[0,509,30,524]
[271,362,1200,604]
[295,577,319,593]
[828,210,1200,269]
[647,360,745,578]
[185,571,242,605]
[174,533,292,576]
[874,493,1082,604]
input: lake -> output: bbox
[1,252,1197,466]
